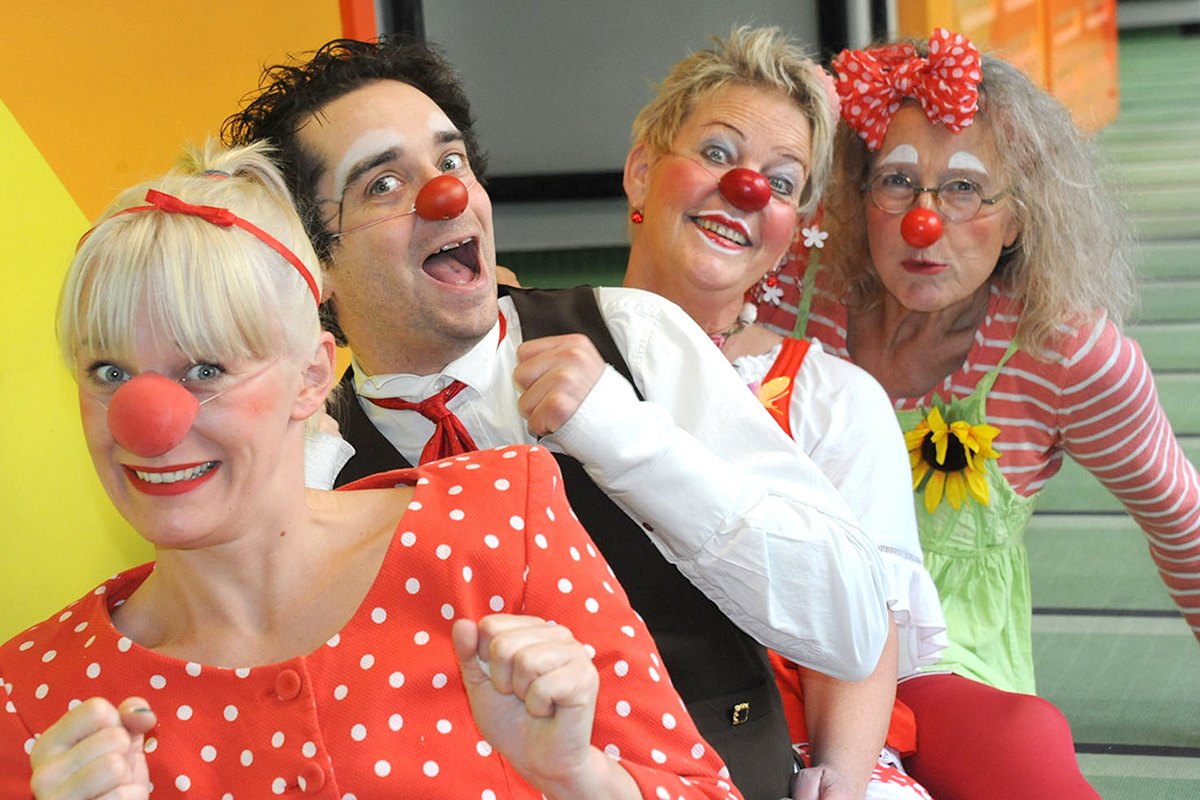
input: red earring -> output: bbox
[630,210,644,224]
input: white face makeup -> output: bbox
[876,144,919,168]
[865,104,1021,314]
[331,113,465,200]
[332,129,404,198]
[876,145,989,177]
[297,80,497,374]
[623,84,809,308]
[947,151,989,175]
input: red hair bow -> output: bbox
[832,28,982,151]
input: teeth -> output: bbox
[438,238,472,253]
[134,462,217,484]
[695,218,748,246]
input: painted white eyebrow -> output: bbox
[948,151,989,174]
[333,129,405,197]
[877,144,918,167]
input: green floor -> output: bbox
[1030,26,1200,800]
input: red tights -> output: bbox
[897,673,1101,800]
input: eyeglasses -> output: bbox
[319,157,477,238]
[862,173,1009,221]
[79,357,284,409]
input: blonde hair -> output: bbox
[630,25,836,218]
[58,140,322,369]
[824,48,1135,356]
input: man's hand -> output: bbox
[512,335,606,436]
[29,696,156,800]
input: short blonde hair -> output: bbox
[630,25,836,218]
[824,48,1135,356]
[59,140,322,369]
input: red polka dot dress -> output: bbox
[1,445,739,800]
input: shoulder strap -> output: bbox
[500,285,643,400]
[759,337,810,438]
[790,242,824,339]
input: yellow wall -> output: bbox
[0,2,350,642]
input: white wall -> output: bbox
[423,1,820,250]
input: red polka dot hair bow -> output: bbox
[832,28,982,150]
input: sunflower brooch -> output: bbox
[905,405,1002,514]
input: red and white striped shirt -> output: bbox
[760,268,1200,641]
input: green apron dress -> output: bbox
[791,265,1038,693]
[895,342,1038,694]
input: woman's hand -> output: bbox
[452,615,638,800]
[29,697,156,800]
[791,765,857,800]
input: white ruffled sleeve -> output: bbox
[878,545,948,677]
[303,428,356,490]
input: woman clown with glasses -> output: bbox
[755,28,1199,800]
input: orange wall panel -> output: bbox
[896,0,1117,132]
[0,1,343,221]
[0,2,347,642]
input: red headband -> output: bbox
[832,28,982,151]
[79,188,321,306]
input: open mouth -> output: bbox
[691,215,751,248]
[422,237,481,285]
[124,461,219,496]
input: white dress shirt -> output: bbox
[334,287,889,680]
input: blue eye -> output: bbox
[701,144,732,165]
[440,153,466,172]
[89,363,130,386]
[768,176,796,197]
[183,363,224,383]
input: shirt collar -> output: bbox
[354,316,504,401]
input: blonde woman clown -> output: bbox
[0,141,740,800]
[622,26,1115,800]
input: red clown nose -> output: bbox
[414,175,470,220]
[107,372,200,457]
[901,208,943,248]
[718,168,773,212]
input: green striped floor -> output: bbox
[1032,26,1200,800]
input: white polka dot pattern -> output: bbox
[0,447,737,800]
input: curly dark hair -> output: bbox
[222,36,488,344]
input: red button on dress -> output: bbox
[275,668,302,701]
[298,761,326,792]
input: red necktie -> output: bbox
[364,313,506,465]
[368,381,477,464]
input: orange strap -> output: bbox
[758,337,810,437]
